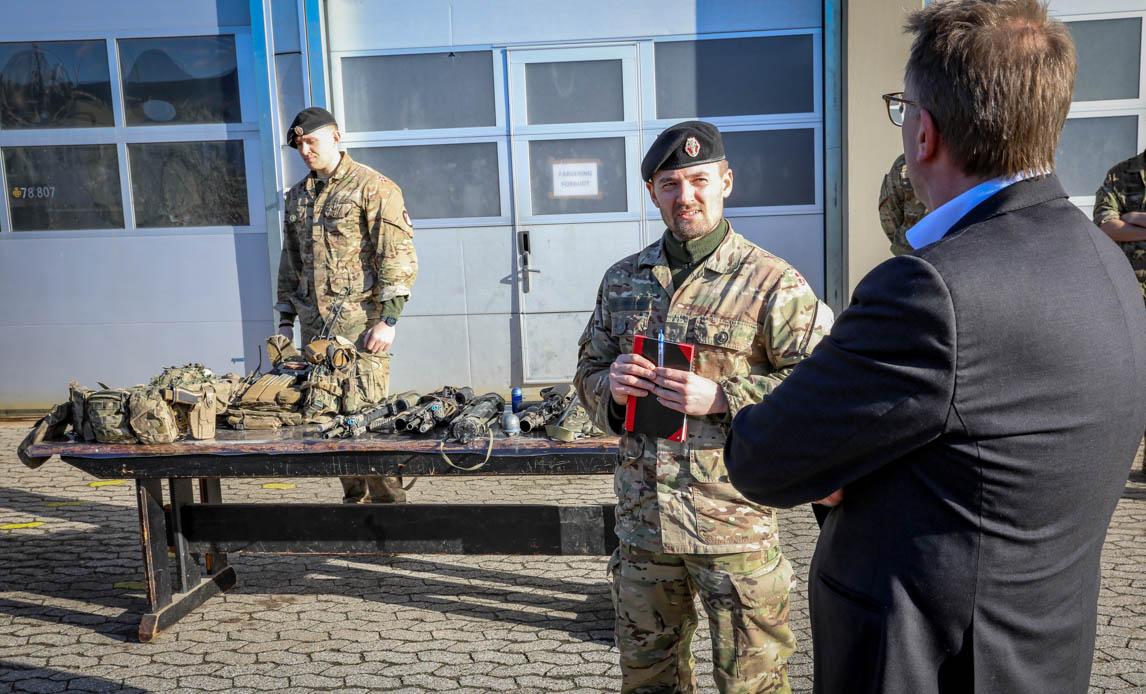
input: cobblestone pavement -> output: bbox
[1,422,1144,693]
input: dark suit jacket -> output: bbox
[725,175,1146,694]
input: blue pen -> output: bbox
[657,329,665,368]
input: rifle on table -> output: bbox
[449,392,505,444]
[394,386,475,434]
[319,390,421,439]
[518,384,574,433]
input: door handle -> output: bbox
[519,230,541,293]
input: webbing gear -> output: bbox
[86,389,137,443]
[438,429,495,471]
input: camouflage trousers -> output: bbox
[300,316,404,505]
[608,542,797,694]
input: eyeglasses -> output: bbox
[881,92,918,127]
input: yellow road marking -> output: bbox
[90,480,128,488]
[44,501,86,507]
[262,483,296,490]
[1,522,45,530]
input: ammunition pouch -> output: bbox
[303,339,334,364]
[238,373,304,410]
[86,389,138,444]
[266,334,302,367]
[224,408,304,430]
[129,388,180,445]
[302,370,342,422]
[343,352,389,414]
[69,381,94,442]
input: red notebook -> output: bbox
[624,335,695,442]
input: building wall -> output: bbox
[0,0,274,411]
[843,0,920,300]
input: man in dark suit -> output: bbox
[724,1,1146,693]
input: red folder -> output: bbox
[624,335,695,442]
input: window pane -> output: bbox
[723,129,817,207]
[529,137,627,215]
[1055,116,1138,197]
[525,60,624,125]
[0,40,113,129]
[275,52,304,136]
[119,36,241,125]
[129,141,249,227]
[341,51,495,132]
[1066,19,1140,102]
[656,36,814,119]
[3,145,123,231]
[348,142,501,220]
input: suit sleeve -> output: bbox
[725,255,957,508]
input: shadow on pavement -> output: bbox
[0,662,148,692]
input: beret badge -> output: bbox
[684,136,700,158]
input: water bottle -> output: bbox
[511,387,523,413]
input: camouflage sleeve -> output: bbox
[877,170,902,246]
[719,266,834,419]
[1093,170,1125,227]
[367,183,418,304]
[275,189,301,318]
[574,282,624,435]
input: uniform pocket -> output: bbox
[691,481,773,546]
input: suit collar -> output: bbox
[940,174,1068,242]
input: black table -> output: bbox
[27,430,619,641]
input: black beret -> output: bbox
[287,107,338,148]
[640,120,726,181]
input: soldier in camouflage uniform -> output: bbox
[877,153,928,256]
[1094,149,1146,305]
[574,121,834,694]
[275,107,418,503]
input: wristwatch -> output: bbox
[382,316,398,327]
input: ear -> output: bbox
[331,128,342,145]
[645,179,661,209]
[721,167,734,200]
[914,108,940,164]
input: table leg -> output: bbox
[198,478,229,573]
[136,479,172,613]
[168,478,201,591]
[134,477,237,642]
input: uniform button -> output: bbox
[715,331,729,345]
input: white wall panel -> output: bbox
[3,0,250,36]
[0,234,270,325]
[326,0,820,52]
[402,226,515,317]
[0,321,262,411]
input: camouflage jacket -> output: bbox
[1093,150,1146,271]
[574,224,834,556]
[878,153,927,256]
[275,153,418,340]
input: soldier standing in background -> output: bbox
[275,107,418,503]
[1094,148,1146,305]
[574,121,834,694]
[878,152,928,256]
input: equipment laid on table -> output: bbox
[394,386,474,434]
[450,392,506,444]
[518,384,575,433]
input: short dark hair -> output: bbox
[905,0,1076,178]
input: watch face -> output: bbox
[384,317,397,326]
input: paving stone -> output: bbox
[1,424,1144,693]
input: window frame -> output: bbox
[641,29,824,218]
[0,26,264,238]
[1053,9,1146,210]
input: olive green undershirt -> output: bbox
[662,218,729,289]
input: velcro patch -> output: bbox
[607,296,653,312]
